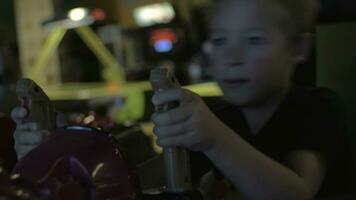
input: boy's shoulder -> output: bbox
[290,88,354,197]
[290,87,339,102]
[287,87,344,113]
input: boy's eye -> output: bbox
[247,36,266,45]
[210,37,227,46]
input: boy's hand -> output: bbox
[11,107,49,160]
[152,88,228,153]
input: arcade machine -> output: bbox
[4,2,221,199]
[133,2,197,85]
[9,76,204,199]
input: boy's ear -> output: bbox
[292,33,314,64]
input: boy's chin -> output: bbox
[223,93,256,107]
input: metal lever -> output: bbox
[15,78,55,131]
[150,68,192,193]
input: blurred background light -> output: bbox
[68,7,89,21]
[154,39,173,53]
[91,8,106,21]
[133,2,175,27]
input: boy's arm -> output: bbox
[205,130,326,200]
[284,150,327,197]
[152,88,329,200]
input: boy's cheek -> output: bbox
[209,53,226,67]
[210,65,226,81]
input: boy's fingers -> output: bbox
[14,131,43,145]
[14,130,48,159]
[152,88,196,106]
[15,123,38,131]
[157,135,183,148]
[152,104,193,126]
[11,107,28,124]
[15,145,37,160]
[156,132,192,148]
[153,120,191,138]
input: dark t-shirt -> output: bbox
[191,87,354,198]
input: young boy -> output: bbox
[151,0,353,199]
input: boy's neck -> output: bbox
[241,87,290,135]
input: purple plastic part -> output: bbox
[13,126,141,200]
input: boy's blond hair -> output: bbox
[275,0,320,38]
[214,0,320,38]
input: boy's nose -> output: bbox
[226,53,244,67]
[226,46,244,67]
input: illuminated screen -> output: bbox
[150,28,177,53]
[133,2,175,27]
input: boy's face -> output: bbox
[209,0,298,107]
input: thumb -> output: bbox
[11,107,28,124]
